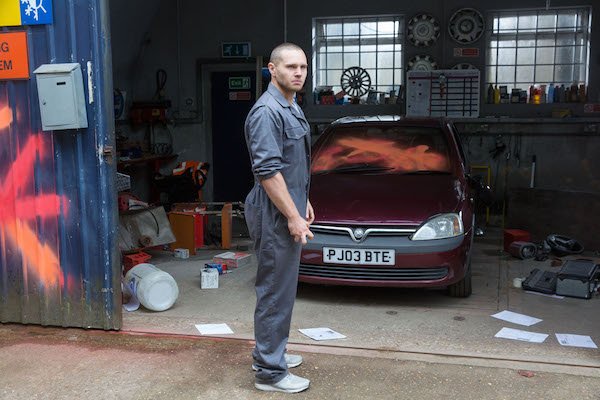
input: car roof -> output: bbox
[331,115,448,127]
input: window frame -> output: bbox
[485,7,592,89]
[312,14,405,98]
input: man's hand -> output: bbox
[306,200,315,225]
[288,215,314,245]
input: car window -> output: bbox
[312,125,452,174]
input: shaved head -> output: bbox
[269,42,305,64]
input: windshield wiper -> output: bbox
[313,164,394,175]
[399,170,452,175]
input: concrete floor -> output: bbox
[2,323,600,400]
[123,228,600,376]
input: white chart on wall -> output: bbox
[406,69,480,118]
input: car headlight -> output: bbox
[411,213,464,240]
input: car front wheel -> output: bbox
[447,261,472,297]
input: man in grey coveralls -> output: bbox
[244,43,314,393]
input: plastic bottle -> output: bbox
[578,84,587,103]
[558,84,566,103]
[547,84,554,103]
[570,82,578,102]
[493,85,500,104]
[528,85,535,103]
[487,84,494,104]
[565,87,571,103]
[533,87,541,104]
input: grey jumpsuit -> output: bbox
[244,83,311,384]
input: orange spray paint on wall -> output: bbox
[0,103,68,288]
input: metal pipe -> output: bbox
[176,0,182,112]
[283,0,287,42]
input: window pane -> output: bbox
[326,23,343,37]
[498,48,516,65]
[318,70,327,86]
[518,15,536,30]
[535,65,553,82]
[362,52,377,69]
[536,47,554,64]
[516,66,534,83]
[318,55,327,70]
[325,45,343,53]
[377,44,395,52]
[498,37,516,47]
[555,46,574,64]
[327,54,343,69]
[377,69,394,86]
[556,36,575,46]
[555,65,573,83]
[538,14,556,29]
[487,66,497,83]
[344,22,360,37]
[517,48,535,64]
[378,21,397,37]
[573,45,586,63]
[517,39,536,47]
[497,66,515,83]
[557,13,577,29]
[379,52,394,67]
[394,51,402,66]
[343,53,360,67]
[327,70,342,86]
[537,38,555,47]
[360,22,378,35]
[488,49,497,65]
[499,17,517,31]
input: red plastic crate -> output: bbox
[503,229,531,252]
[123,251,152,274]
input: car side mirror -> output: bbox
[467,174,494,206]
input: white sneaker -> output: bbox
[252,353,303,371]
[255,372,310,393]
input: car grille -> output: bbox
[299,264,448,281]
[310,224,417,243]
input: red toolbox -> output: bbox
[503,229,531,252]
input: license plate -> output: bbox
[322,247,395,266]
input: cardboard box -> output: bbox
[174,248,189,259]
[212,252,252,269]
[200,268,219,289]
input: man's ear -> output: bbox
[267,62,276,75]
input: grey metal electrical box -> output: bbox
[33,63,88,131]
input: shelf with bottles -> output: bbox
[485,82,588,105]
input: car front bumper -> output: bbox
[299,230,471,288]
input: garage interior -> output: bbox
[109,0,599,373]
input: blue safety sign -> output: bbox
[0,0,54,27]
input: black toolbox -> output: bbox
[555,259,599,299]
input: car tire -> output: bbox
[447,261,472,297]
[448,226,474,298]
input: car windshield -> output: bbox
[311,125,453,175]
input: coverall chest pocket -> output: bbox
[283,125,307,156]
[283,125,307,170]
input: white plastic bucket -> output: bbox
[125,263,179,311]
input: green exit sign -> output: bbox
[229,77,251,90]
[221,42,251,58]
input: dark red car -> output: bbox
[300,116,477,297]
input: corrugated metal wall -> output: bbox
[0,0,121,329]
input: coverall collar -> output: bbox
[267,82,294,108]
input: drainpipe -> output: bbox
[284,0,287,42]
